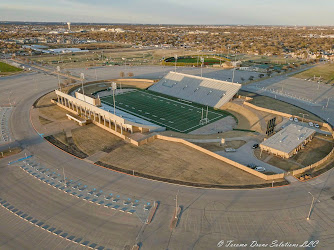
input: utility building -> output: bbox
[260,124,316,158]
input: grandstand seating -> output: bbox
[149,72,241,108]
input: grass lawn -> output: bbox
[294,63,334,84]
[0,62,22,74]
[239,91,323,122]
[164,56,224,65]
[100,89,231,133]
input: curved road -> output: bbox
[0,70,334,249]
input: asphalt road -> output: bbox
[0,69,334,249]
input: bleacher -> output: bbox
[149,72,241,108]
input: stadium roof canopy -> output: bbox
[149,72,241,108]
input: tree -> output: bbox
[120,71,125,78]
[128,72,134,77]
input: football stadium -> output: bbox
[56,71,242,134]
[100,89,229,133]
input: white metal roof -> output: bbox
[260,124,316,154]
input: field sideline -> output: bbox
[100,89,231,133]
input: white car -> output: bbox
[315,124,320,128]
[289,117,294,121]
[294,118,298,122]
[309,122,314,127]
[254,167,266,172]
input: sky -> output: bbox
[1,0,334,26]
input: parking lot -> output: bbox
[0,107,12,144]
[16,157,154,223]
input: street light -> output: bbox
[299,113,309,123]
[326,97,331,108]
[174,189,179,219]
[307,192,320,220]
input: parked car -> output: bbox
[294,117,299,122]
[247,164,257,169]
[315,124,320,128]
[254,167,266,172]
[252,144,259,149]
[309,122,314,127]
[225,148,236,152]
[289,117,294,121]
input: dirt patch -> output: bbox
[71,124,124,155]
[100,139,271,185]
[39,116,53,125]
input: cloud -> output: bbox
[0,0,333,25]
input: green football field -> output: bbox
[100,90,230,133]
[0,62,22,73]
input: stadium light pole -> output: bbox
[80,73,85,102]
[200,57,204,77]
[112,82,117,115]
[57,66,61,91]
[232,50,236,83]
[175,55,178,73]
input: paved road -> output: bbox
[216,140,285,174]
[0,70,334,249]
